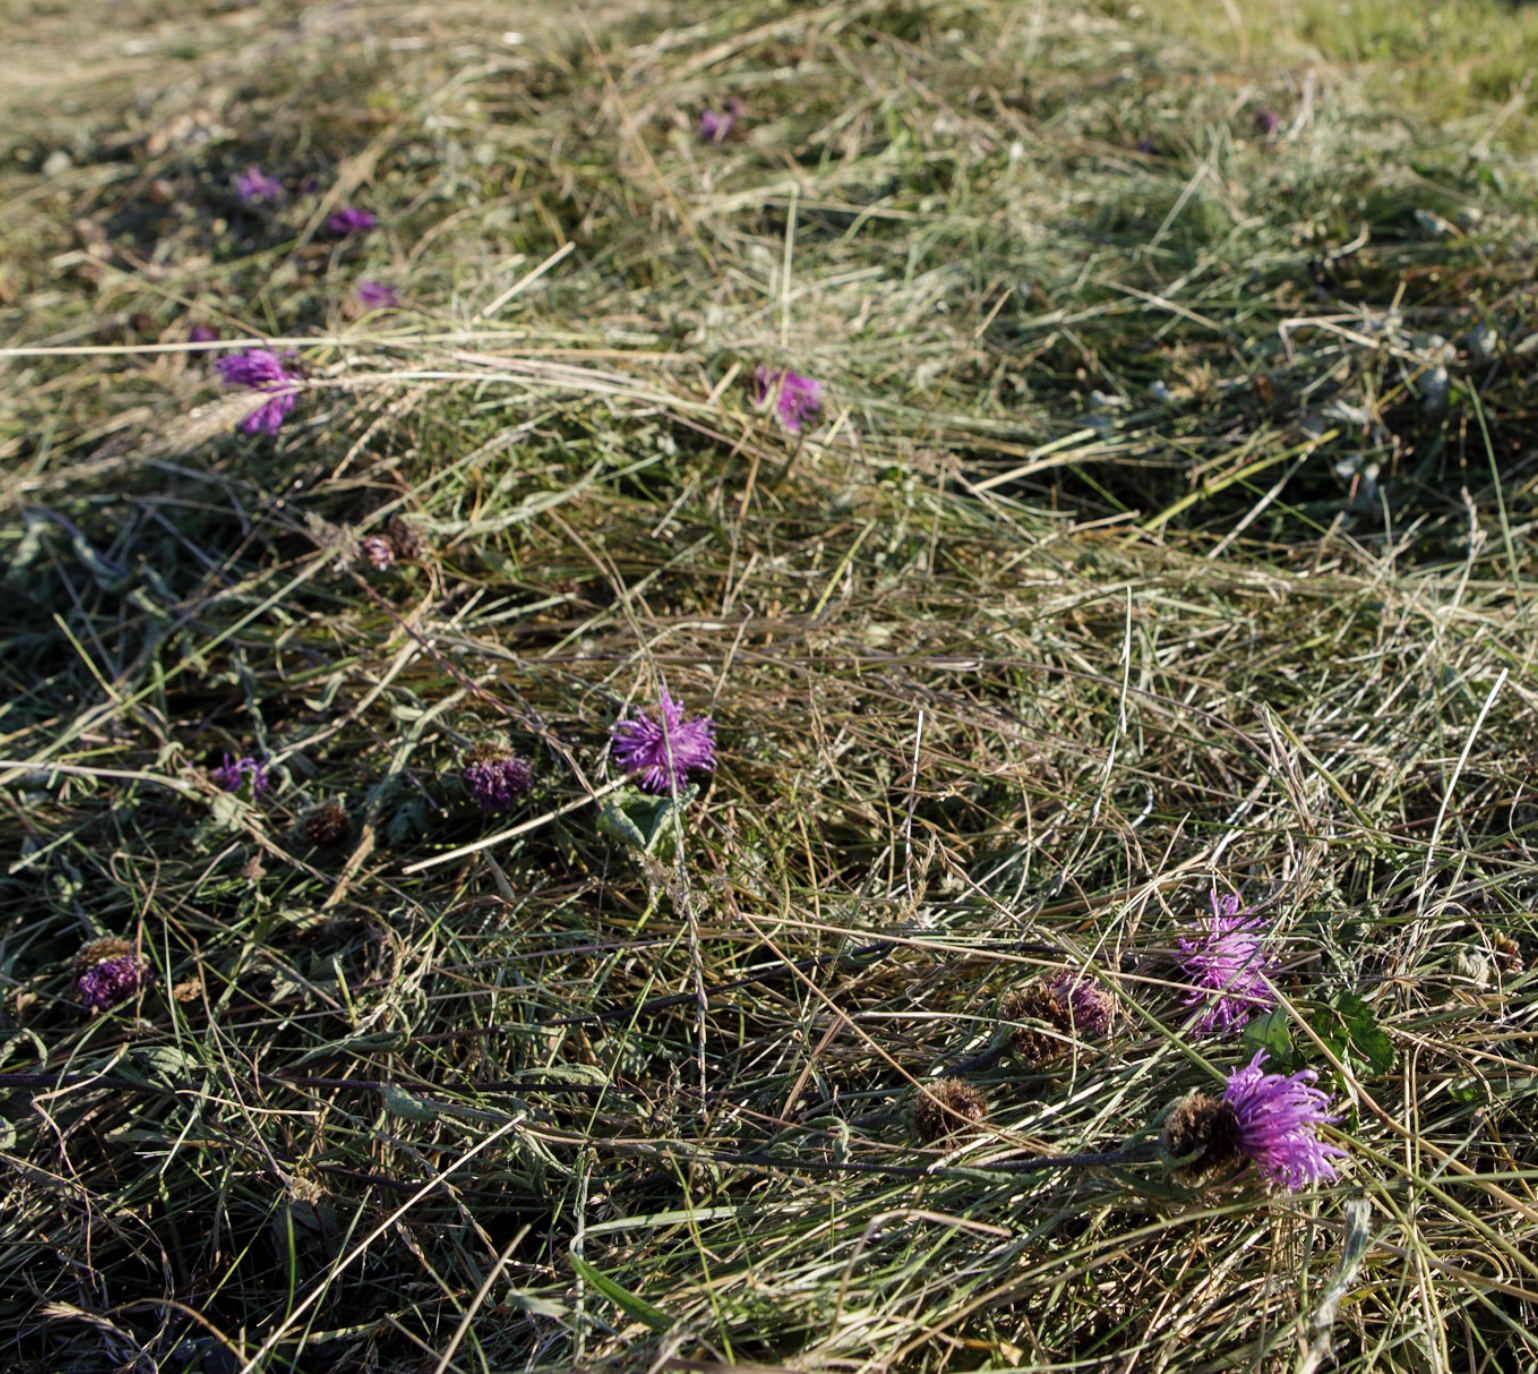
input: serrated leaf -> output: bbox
[569,1254,672,1331]
[597,785,696,856]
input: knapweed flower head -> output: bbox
[1223,1050,1347,1190]
[361,534,395,570]
[699,99,744,143]
[210,752,269,797]
[188,323,220,345]
[356,281,398,310]
[328,205,377,237]
[611,688,716,795]
[752,365,823,434]
[236,165,284,203]
[1002,969,1112,1067]
[910,1078,988,1144]
[1253,108,1282,135]
[1177,890,1276,1035]
[462,745,533,813]
[77,945,149,1013]
[216,349,303,435]
[1047,969,1114,1036]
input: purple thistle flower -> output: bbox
[1224,1050,1347,1190]
[1047,970,1114,1036]
[1177,891,1277,1035]
[753,365,823,433]
[236,166,284,203]
[1254,109,1282,136]
[188,323,220,345]
[462,745,534,813]
[356,280,398,310]
[328,205,377,237]
[611,688,716,795]
[78,953,149,1013]
[215,348,302,435]
[210,752,269,797]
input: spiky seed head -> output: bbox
[301,800,352,849]
[910,1078,989,1144]
[386,518,423,562]
[74,936,134,976]
[1162,1091,1244,1185]
[1000,984,1071,1068]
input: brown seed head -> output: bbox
[386,518,423,563]
[910,1078,989,1144]
[1492,933,1523,975]
[74,936,134,975]
[301,800,352,849]
[1001,983,1071,1068]
[1162,1091,1244,1185]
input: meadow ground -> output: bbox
[3,1,1538,1370]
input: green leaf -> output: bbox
[1240,1009,1295,1069]
[1311,992,1395,1079]
[596,785,697,856]
[379,1084,440,1122]
[569,1254,672,1331]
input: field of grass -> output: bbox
[3,1,1538,1370]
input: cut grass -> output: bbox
[2,1,1538,1370]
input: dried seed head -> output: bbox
[910,1078,989,1144]
[386,518,423,563]
[74,936,134,976]
[301,800,352,849]
[1000,984,1072,1068]
[1162,1091,1244,1185]
[1492,933,1523,975]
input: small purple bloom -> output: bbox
[236,166,284,203]
[210,752,269,797]
[1224,1050,1347,1190]
[700,98,744,144]
[753,365,823,433]
[328,206,377,237]
[216,348,302,435]
[1177,891,1277,1035]
[462,746,534,813]
[1047,970,1113,1036]
[188,323,220,344]
[361,534,395,570]
[78,953,149,1013]
[1254,109,1281,136]
[611,688,716,795]
[357,281,398,310]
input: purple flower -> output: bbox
[210,753,269,797]
[361,534,394,570]
[753,365,823,433]
[357,281,398,310]
[1177,891,1276,1035]
[1254,109,1282,136]
[328,206,377,237]
[1047,970,1113,1035]
[1224,1050,1347,1190]
[699,99,743,143]
[216,348,302,435]
[188,323,220,345]
[611,688,716,795]
[236,166,284,203]
[462,745,534,813]
[78,953,148,1013]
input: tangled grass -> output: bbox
[2,1,1538,1370]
